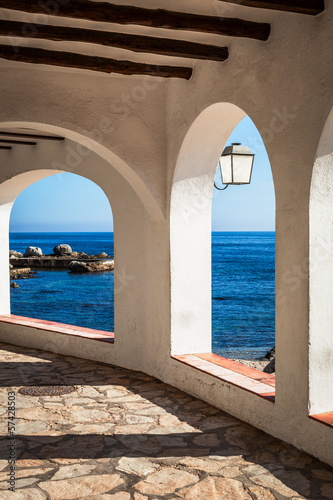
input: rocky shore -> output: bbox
[234,359,270,372]
[68,260,114,273]
[9,244,114,274]
[10,267,35,279]
[234,346,276,373]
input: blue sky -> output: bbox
[211,116,275,231]
[9,174,113,233]
[9,116,275,232]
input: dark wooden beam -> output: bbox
[0,44,193,79]
[217,0,324,15]
[1,0,271,41]
[0,146,12,150]
[0,131,65,141]
[0,139,37,145]
[0,21,229,62]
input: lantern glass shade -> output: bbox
[219,143,254,185]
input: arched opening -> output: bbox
[0,123,164,357]
[309,106,333,415]
[9,172,114,332]
[211,116,275,363]
[171,103,276,377]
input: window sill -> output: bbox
[0,314,114,343]
[173,352,275,402]
[309,412,333,428]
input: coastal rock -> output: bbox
[54,244,72,256]
[9,250,23,258]
[10,253,113,270]
[9,263,13,269]
[264,346,275,360]
[263,358,275,374]
[10,268,33,279]
[68,260,114,273]
[69,252,79,258]
[97,252,109,259]
[68,261,90,273]
[89,261,114,272]
[10,282,19,288]
[263,346,275,373]
[24,247,43,257]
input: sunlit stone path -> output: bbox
[0,342,332,499]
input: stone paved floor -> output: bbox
[0,342,332,499]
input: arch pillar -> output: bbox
[274,181,311,416]
[309,107,333,414]
[0,202,13,315]
[105,174,170,374]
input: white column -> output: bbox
[170,176,212,355]
[0,202,13,315]
[309,153,333,414]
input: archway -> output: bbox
[0,123,164,357]
[9,172,114,332]
[170,103,275,362]
[211,116,275,361]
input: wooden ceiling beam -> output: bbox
[217,0,324,15]
[0,20,229,62]
[1,0,271,41]
[0,131,65,141]
[0,139,37,145]
[0,44,193,79]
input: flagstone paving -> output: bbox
[0,341,332,499]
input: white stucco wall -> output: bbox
[0,0,332,465]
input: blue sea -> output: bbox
[211,232,275,359]
[9,232,275,360]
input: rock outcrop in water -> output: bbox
[264,346,275,360]
[9,250,23,258]
[263,358,275,374]
[24,246,43,257]
[263,346,275,373]
[53,244,72,256]
[9,245,114,272]
[10,268,35,279]
[68,260,114,273]
[96,252,108,259]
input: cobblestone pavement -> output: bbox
[0,342,332,500]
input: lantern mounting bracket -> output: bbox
[214,181,229,191]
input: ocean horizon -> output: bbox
[9,231,275,360]
[11,230,275,233]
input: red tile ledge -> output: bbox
[0,314,114,343]
[173,353,275,403]
[309,412,333,428]
[196,353,275,388]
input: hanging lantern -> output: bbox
[215,143,255,190]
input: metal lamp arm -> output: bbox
[214,182,229,191]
